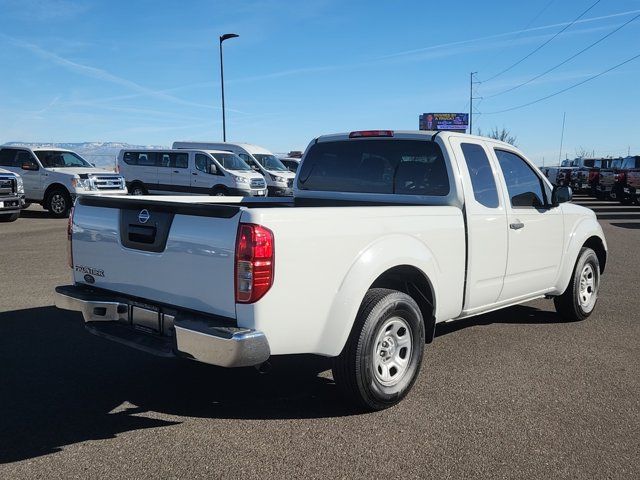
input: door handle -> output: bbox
[192,172,198,175]
[173,170,179,173]
[510,221,525,230]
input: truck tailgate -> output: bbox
[71,196,241,318]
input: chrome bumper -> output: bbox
[54,285,270,368]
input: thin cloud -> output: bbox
[377,9,640,60]
[0,34,249,114]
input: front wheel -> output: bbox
[554,247,600,321]
[332,288,425,411]
[45,188,72,218]
[0,212,19,222]
[211,186,228,196]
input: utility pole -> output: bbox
[469,72,479,134]
[219,33,239,142]
[558,112,566,164]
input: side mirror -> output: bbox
[21,162,38,171]
[209,164,218,175]
[552,185,572,207]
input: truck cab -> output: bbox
[0,146,127,217]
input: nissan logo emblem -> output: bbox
[138,209,150,224]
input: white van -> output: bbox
[116,149,267,196]
[172,142,295,196]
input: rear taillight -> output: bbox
[615,172,627,183]
[235,223,274,303]
[67,206,75,269]
[349,130,394,138]
[588,171,597,181]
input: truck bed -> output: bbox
[70,194,466,355]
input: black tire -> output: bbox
[332,288,425,411]
[45,188,72,218]
[128,182,147,195]
[0,212,19,222]
[211,186,228,196]
[554,247,600,322]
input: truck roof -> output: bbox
[314,130,515,150]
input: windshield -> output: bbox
[35,150,92,168]
[213,153,251,171]
[253,154,288,171]
[560,160,572,167]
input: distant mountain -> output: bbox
[2,142,167,170]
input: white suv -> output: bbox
[0,146,127,217]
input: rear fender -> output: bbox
[315,234,440,357]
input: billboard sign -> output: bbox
[419,113,469,131]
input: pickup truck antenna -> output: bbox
[558,112,566,163]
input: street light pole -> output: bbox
[219,33,239,142]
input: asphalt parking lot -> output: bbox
[1,197,638,479]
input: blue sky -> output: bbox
[0,0,638,165]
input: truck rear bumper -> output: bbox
[54,285,270,367]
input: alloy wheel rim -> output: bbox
[373,316,413,387]
[51,194,66,214]
[578,263,598,311]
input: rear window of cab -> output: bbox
[298,139,449,196]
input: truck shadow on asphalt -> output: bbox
[0,304,564,464]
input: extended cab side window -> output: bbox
[461,143,499,208]
[495,149,546,208]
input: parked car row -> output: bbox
[0,141,300,220]
[115,142,295,198]
[542,155,640,204]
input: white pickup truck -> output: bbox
[55,130,607,410]
[0,146,127,217]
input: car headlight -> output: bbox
[271,175,287,183]
[233,175,249,184]
[72,178,94,190]
[15,176,24,194]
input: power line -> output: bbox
[486,0,557,67]
[481,0,603,82]
[480,52,640,114]
[485,12,640,99]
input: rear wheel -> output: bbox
[45,188,71,218]
[0,212,19,222]
[554,247,600,321]
[129,182,147,195]
[332,288,425,411]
